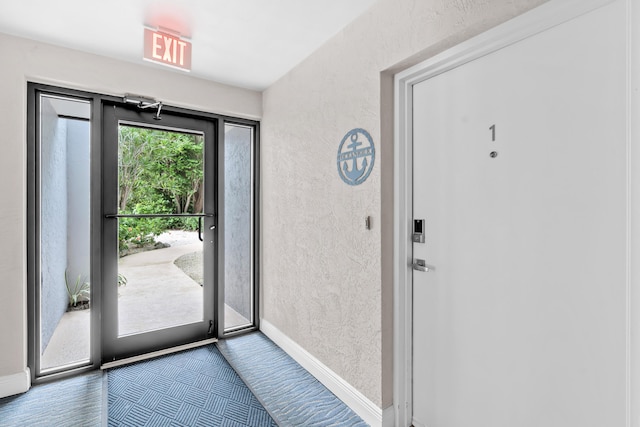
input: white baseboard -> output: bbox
[260,319,393,427]
[381,405,395,427]
[0,368,30,399]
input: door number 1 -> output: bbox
[489,124,498,158]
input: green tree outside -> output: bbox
[118,126,203,251]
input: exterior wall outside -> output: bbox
[39,99,68,350]
[40,114,90,354]
[261,0,549,408]
[65,119,91,290]
[0,31,261,392]
[224,125,253,320]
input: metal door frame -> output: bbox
[27,83,261,381]
[27,84,105,383]
[101,102,218,363]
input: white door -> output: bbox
[412,2,627,426]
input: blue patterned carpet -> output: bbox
[1,333,367,426]
[0,370,104,427]
[216,332,368,427]
[107,345,277,426]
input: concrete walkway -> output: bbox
[41,309,90,370]
[118,241,203,336]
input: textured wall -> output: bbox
[0,31,260,388]
[261,0,550,408]
[224,125,253,320]
[39,99,68,351]
[66,119,91,294]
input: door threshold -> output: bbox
[100,338,218,370]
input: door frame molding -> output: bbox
[392,0,633,425]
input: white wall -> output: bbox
[261,0,549,411]
[0,32,261,396]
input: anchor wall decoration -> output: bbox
[337,128,375,186]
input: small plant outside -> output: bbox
[64,271,127,310]
[118,126,203,255]
[117,273,128,287]
[65,270,90,310]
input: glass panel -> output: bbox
[117,126,205,336]
[224,124,254,331]
[39,95,91,372]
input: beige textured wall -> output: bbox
[261,0,549,408]
[0,32,261,386]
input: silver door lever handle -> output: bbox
[413,259,434,272]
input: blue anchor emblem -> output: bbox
[343,133,368,181]
[337,128,375,186]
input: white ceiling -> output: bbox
[0,0,378,91]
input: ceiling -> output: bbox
[0,0,378,91]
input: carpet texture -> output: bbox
[0,370,104,427]
[216,332,368,427]
[107,345,277,426]
[1,333,368,426]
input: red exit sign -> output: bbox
[144,28,192,71]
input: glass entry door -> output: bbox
[102,103,217,363]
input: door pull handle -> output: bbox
[413,259,434,272]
